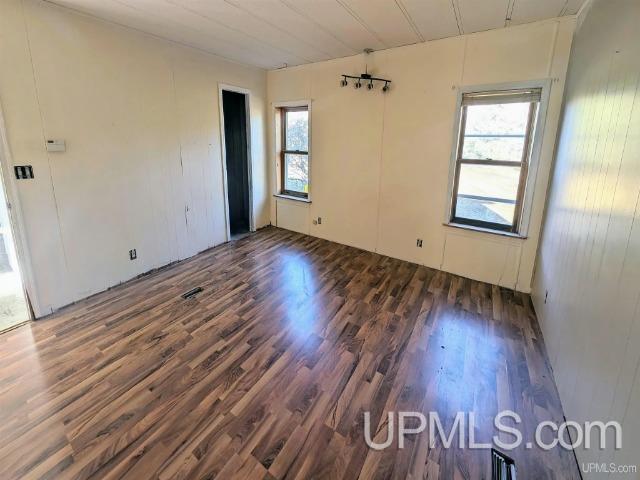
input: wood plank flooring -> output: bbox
[0,227,579,479]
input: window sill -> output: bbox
[444,222,527,239]
[274,194,311,204]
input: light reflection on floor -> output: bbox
[278,251,320,336]
[0,323,70,473]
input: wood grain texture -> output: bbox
[0,227,579,479]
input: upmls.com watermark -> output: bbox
[363,410,623,451]
[582,463,637,475]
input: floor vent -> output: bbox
[181,287,203,300]
[492,448,516,480]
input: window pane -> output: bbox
[462,137,525,161]
[455,164,521,226]
[285,110,308,151]
[284,153,308,194]
[465,102,530,135]
[462,102,530,161]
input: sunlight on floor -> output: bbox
[0,270,29,331]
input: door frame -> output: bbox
[0,102,38,320]
[218,83,254,241]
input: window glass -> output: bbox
[455,164,520,226]
[462,103,529,161]
[284,153,309,194]
[285,110,308,152]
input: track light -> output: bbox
[339,73,392,92]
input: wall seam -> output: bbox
[373,92,387,254]
[170,67,186,260]
[20,0,70,308]
[526,20,560,292]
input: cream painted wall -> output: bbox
[267,18,575,292]
[533,0,640,474]
[0,0,268,316]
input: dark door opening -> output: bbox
[222,90,250,237]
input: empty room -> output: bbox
[1,0,639,478]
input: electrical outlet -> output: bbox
[416,238,423,248]
[129,249,137,260]
[317,217,322,225]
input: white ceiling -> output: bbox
[46,0,587,69]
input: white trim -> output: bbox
[272,99,312,203]
[218,83,255,241]
[444,79,552,237]
[273,193,311,203]
[0,102,39,318]
[444,222,527,239]
[272,100,312,108]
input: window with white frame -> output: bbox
[449,87,542,234]
[279,106,309,198]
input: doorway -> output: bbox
[0,191,29,331]
[0,126,30,333]
[221,89,252,239]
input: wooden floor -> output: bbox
[0,227,579,479]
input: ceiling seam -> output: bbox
[394,0,425,43]
[221,0,337,60]
[45,0,583,70]
[451,0,464,35]
[559,0,570,16]
[41,0,270,69]
[161,0,311,64]
[279,0,359,54]
[505,0,516,27]
[110,0,290,66]
[575,0,593,18]
[334,0,387,48]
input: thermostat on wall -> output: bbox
[46,139,66,152]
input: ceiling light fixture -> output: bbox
[340,65,392,93]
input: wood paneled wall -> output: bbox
[0,0,268,316]
[533,0,640,474]
[267,17,575,293]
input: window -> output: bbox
[449,88,541,234]
[280,106,309,198]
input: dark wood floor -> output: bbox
[0,227,579,479]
